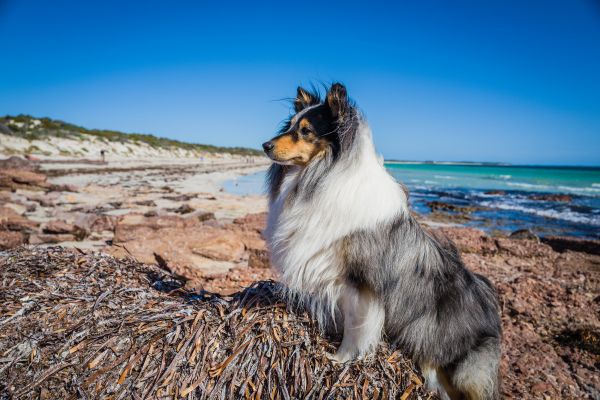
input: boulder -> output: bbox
[509,229,539,241]
[42,220,87,239]
[433,226,498,254]
[0,156,36,170]
[0,169,47,186]
[233,212,267,233]
[173,203,194,214]
[0,230,26,250]
[541,236,600,256]
[29,233,77,244]
[0,206,38,231]
[110,213,247,274]
[248,248,270,269]
[529,193,573,202]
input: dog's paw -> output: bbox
[324,351,352,364]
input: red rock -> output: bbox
[0,156,37,170]
[29,233,77,244]
[248,248,270,269]
[0,230,25,250]
[529,193,573,202]
[0,169,47,186]
[110,213,246,273]
[433,227,497,254]
[43,220,87,239]
[190,231,245,262]
[0,206,38,231]
[233,212,267,233]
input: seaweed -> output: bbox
[0,247,433,399]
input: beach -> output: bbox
[1,154,599,398]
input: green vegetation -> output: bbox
[1,114,263,156]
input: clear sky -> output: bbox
[1,0,599,165]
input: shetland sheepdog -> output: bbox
[262,83,502,400]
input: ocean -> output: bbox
[223,163,600,239]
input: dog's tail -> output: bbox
[423,337,501,400]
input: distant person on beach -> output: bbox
[100,150,106,162]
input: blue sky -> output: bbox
[1,1,599,165]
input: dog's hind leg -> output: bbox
[421,364,462,400]
[450,337,501,400]
[329,285,385,363]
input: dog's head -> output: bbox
[262,83,350,166]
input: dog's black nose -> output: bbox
[262,141,274,152]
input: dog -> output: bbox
[262,83,502,400]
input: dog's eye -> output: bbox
[300,127,311,136]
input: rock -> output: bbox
[48,183,78,192]
[172,204,194,214]
[134,199,156,206]
[433,227,497,254]
[111,213,245,273]
[484,190,506,195]
[25,193,56,207]
[0,169,47,186]
[143,210,158,217]
[191,232,245,262]
[233,212,267,233]
[510,229,539,241]
[495,237,553,258]
[29,233,77,244]
[43,220,87,239]
[0,206,39,231]
[426,201,479,213]
[0,156,36,170]
[248,248,270,269]
[0,230,26,250]
[89,215,116,232]
[188,210,215,222]
[541,236,600,256]
[163,193,198,201]
[529,193,572,202]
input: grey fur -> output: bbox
[337,214,502,398]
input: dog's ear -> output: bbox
[294,87,319,113]
[326,83,348,119]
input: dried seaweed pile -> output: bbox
[0,247,433,399]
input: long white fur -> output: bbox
[266,120,408,338]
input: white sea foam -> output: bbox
[434,175,457,180]
[480,201,600,226]
[499,175,512,180]
[505,182,552,190]
[556,185,600,194]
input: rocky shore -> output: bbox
[1,155,599,398]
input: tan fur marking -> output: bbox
[299,118,311,129]
[271,133,324,165]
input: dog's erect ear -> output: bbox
[326,83,348,119]
[294,87,319,113]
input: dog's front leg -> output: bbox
[330,285,385,363]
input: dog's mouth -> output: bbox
[267,154,304,165]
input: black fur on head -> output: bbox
[265,83,358,164]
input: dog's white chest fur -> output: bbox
[265,123,408,319]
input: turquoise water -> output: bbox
[223,164,600,238]
[385,163,600,196]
